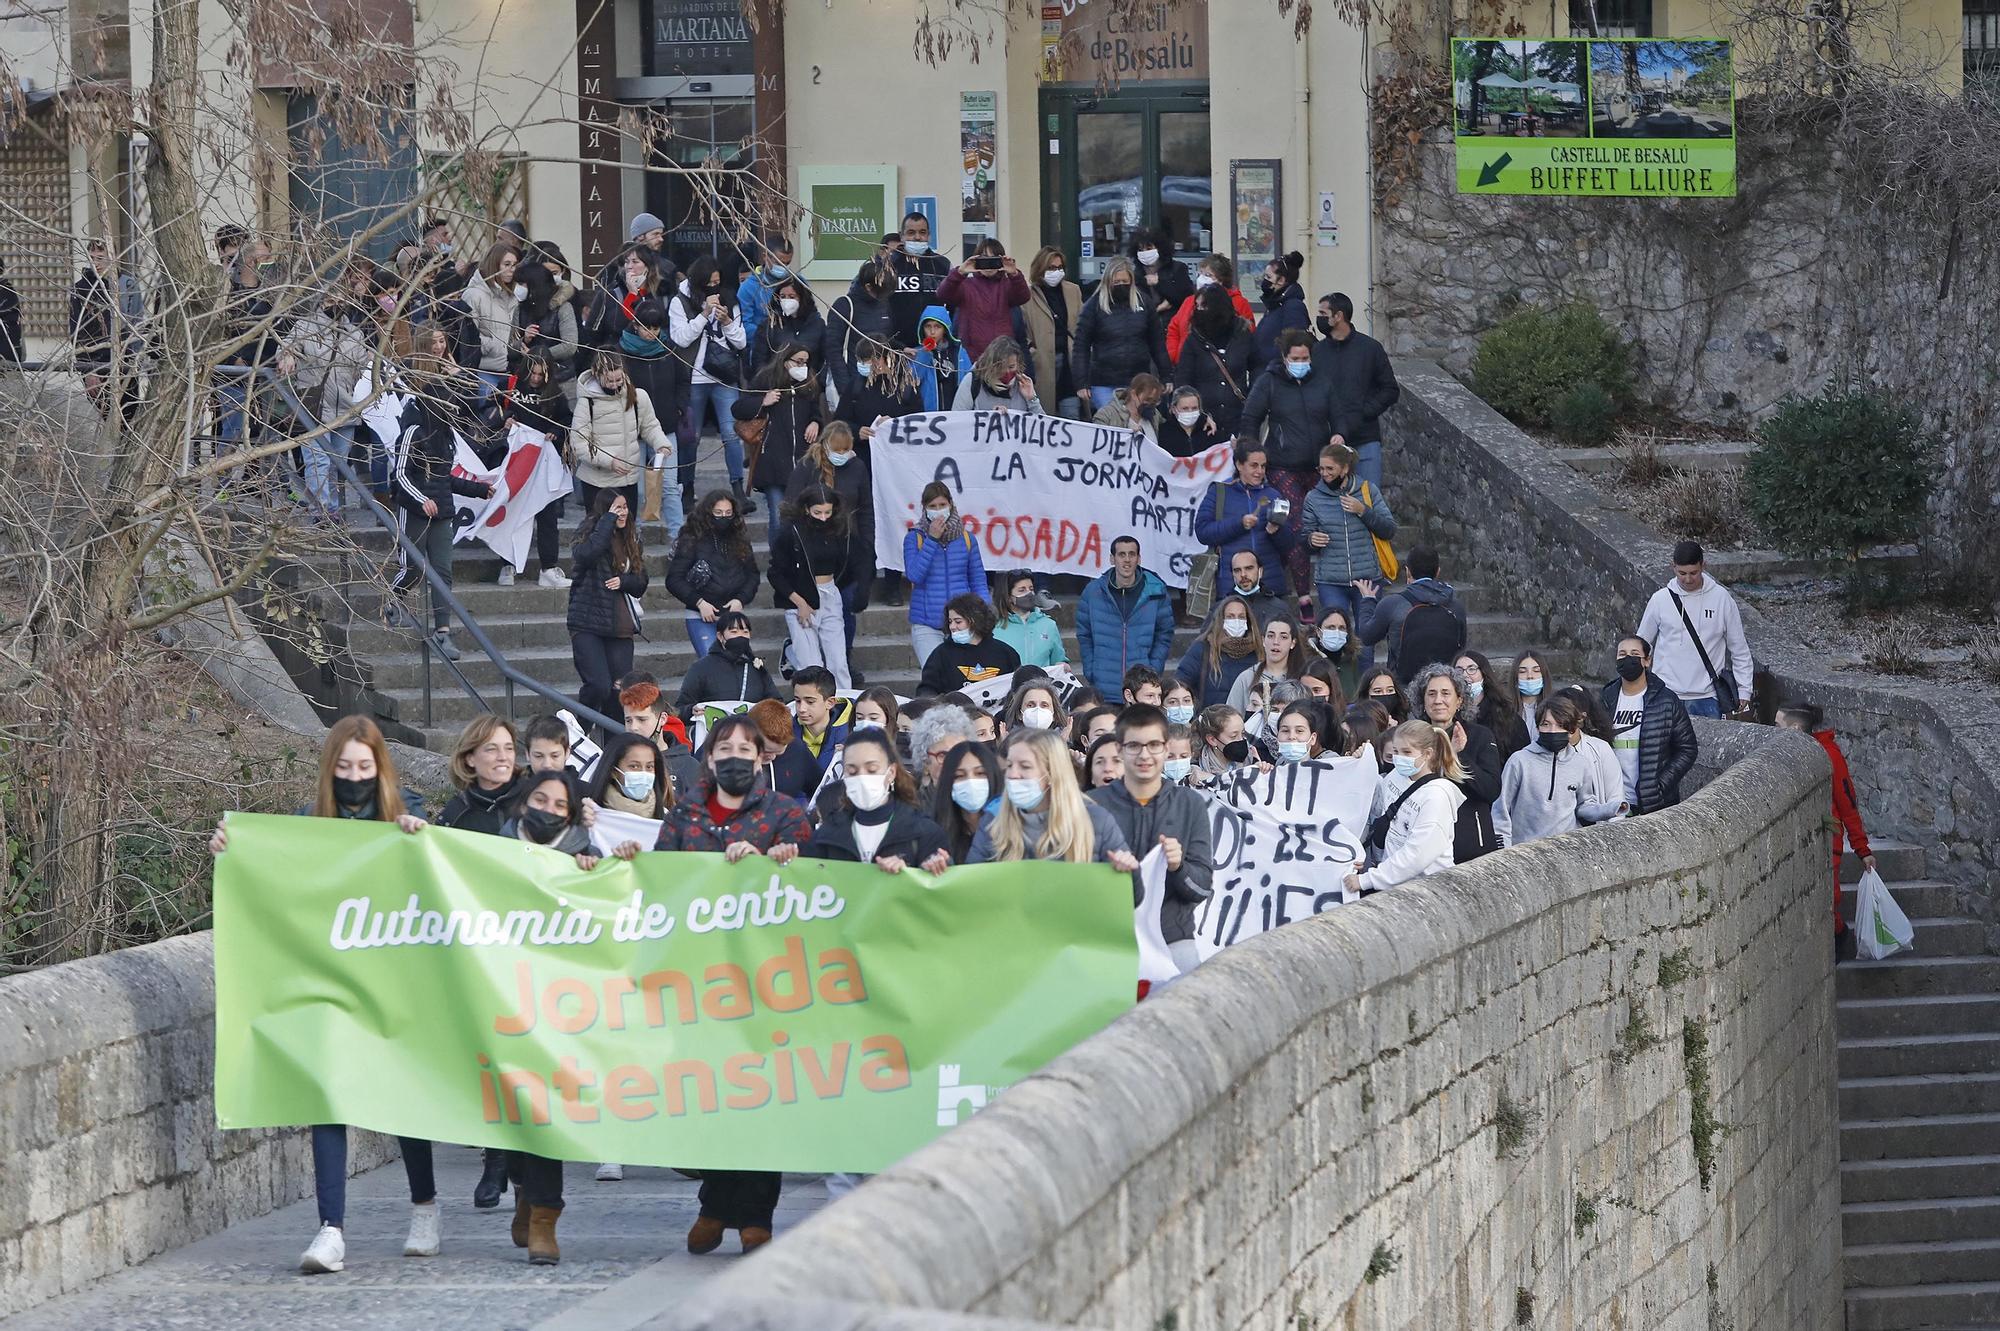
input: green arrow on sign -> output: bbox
[1476,152,1513,187]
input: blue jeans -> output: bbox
[1354,439,1383,494]
[1314,580,1375,671]
[476,369,507,403]
[685,613,719,658]
[311,1125,436,1227]
[302,423,354,512]
[685,380,744,484]
[1088,386,1117,411]
[216,379,249,448]
[1685,696,1722,719]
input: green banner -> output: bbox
[214,816,1136,1173]
[1451,37,1736,198]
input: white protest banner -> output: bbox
[1134,847,1179,997]
[557,709,604,783]
[869,411,1234,589]
[957,663,1087,713]
[589,805,663,856]
[688,700,757,752]
[355,372,406,454]
[1191,755,1378,961]
[450,422,572,572]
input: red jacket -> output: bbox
[1166,288,1255,363]
[936,267,1030,361]
[1812,728,1870,858]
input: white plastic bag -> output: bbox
[1853,867,1915,960]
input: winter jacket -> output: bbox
[807,803,950,866]
[435,778,524,838]
[910,304,970,413]
[1072,297,1167,390]
[1192,478,1299,595]
[1311,327,1401,444]
[751,385,826,493]
[753,304,827,379]
[1600,676,1698,815]
[1636,574,1754,707]
[993,609,1066,667]
[664,530,760,612]
[1451,717,1505,862]
[1476,697,1532,763]
[1300,476,1395,585]
[1358,775,1465,891]
[518,279,582,382]
[1091,389,1157,447]
[1494,743,1622,848]
[1158,411,1227,459]
[1074,568,1176,699]
[824,290,898,401]
[583,276,660,349]
[967,800,1131,866]
[570,375,673,489]
[1251,283,1311,377]
[652,769,811,852]
[782,720,849,797]
[1359,578,1469,680]
[1174,638,1259,708]
[919,634,1021,697]
[462,273,520,373]
[1173,324,1256,436]
[69,267,139,367]
[953,372,1043,413]
[675,642,780,717]
[786,453,875,568]
[565,513,649,638]
[769,517,867,611]
[1165,287,1255,364]
[615,330,679,438]
[1022,280,1082,405]
[835,374,925,443]
[669,292,747,387]
[1237,363,1338,469]
[391,394,488,517]
[1132,252,1196,320]
[1812,728,1871,861]
[737,265,809,359]
[937,266,1031,360]
[1089,779,1215,943]
[904,527,990,630]
[881,249,953,345]
[1576,735,1624,814]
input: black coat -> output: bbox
[1452,717,1505,863]
[1311,328,1401,445]
[754,308,828,378]
[786,455,875,568]
[0,277,22,365]
[833,377,924,451]
[435,778,521,837]
[676,645,780,717]
[565,515,649,638]
[392,395,489,517]
[807,803,950,866]
[1073,299,1166,390]
[823,291,897,401]
[883,250,952,346]
[619,339,681,434]
[1132,255,1195,320]
[918,636,1021,697]
[750,387,825,492]
[769,517,868,609]
[1173,325,1255,436]
[1238,365,1338,469]
[1601,676,1698,814]
[663,531,760,612]
[1158,412,1228,459]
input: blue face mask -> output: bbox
[1518,677,1545,696]
[619,770,655,800]
[951,778,990,811]
[1162,757,1192,783]
[1277,741,1311,764]
[903,239,931,257]
[1320,629,1348,653]
[1391,754,1420,780]
[1286,360,1311,380]
[1165,704,1195,726]
[1006,777,1046,811]
[855,361,874,378]
[950,629,974,646]
[767,263,788,279]
[829,450,853,467]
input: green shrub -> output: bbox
[1745,389,1936,558]
[1552,381,1618,446]
[1470,303,1634,427]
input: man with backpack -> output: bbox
[1356,546,1467,685]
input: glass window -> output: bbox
[1569,0,1651,37]
[1157,112,1213,259]
[1074,111,1144,282]
[1969,0,2000,86]
[646,99,757,270]
[287,90,419,260]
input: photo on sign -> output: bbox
[1589,40,1733,139]
[1452,39,1588,139]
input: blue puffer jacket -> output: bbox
[904,525,990,630]
[1074,568,1176,698]
[1191,477,1298,594]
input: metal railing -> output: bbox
[212,365,624,737]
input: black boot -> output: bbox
[474,1149,510,1209]
[733,480,757,516]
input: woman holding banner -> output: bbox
[968,729,1139,870]
[806,728,952,872]
[930,739,1003,864]
[590,732,673,821]
[653,713,811,1256]
[207,716,441,1276]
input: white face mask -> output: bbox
[1136,248,1160,266]
[1222,617,1249,639]
[1005,777,1046,811]
[843,773,891,811]
[1043,269,1066,287]
[512,283,528,302]
[926,506,952,522]
[1195,272,1217,290]
[1175,409,1202,428]
[903,239,931,256]
[678,278,692,297]
[787,363,810,382]
[778,297,800,317]
[1020,705,1055,729]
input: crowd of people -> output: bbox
[184,206,1885,1280]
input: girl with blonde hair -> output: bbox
[968,728,1138,868]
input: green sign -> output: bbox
[809,182,888,263]
[1452,37,1735,198]
[214,816,1136,1173]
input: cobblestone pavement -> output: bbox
[6,1147,830,1331]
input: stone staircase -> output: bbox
[1838,842,2000,1330]
[304,450,1563,750]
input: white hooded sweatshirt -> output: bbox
[1637,572,1753,705]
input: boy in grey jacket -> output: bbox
[1088,704,1215,971]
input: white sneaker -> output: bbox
[403,1201,440,1257]
[594,1163,623,1182]
[300,1224,345,1274]
[539,567,571,588]
[497,566,515,586]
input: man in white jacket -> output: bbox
[1636,541,1753,719]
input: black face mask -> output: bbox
[712,513,737,531]
[332,776,377,812]
[520,807,569,844]
[719,635,753,661]
[1316,316,1334,337]
[1616,657,1645,683]
[1110,283,1131,299]
[1261,283,1284,310]
[1221,738,1251,763]
[712,757,758,797]
[1139,403,1158,421]
[1536,732,1570,754]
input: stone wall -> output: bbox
[1374,130,2000,581]
[1387,357,2000,942]
[0,933,398,1317]
[678,723,1843,1331]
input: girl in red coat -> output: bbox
[1777,703,1873,944]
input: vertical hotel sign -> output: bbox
[576,1,625,270]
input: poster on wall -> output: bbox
[798,165,898,281]
[1038,0,1210,86]
[960,91,999,259]
[1228,159,1281,278]
[1451,37,1736,197]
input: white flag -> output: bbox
[451,421,573,572]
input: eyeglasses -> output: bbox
[1120,740,1167,756]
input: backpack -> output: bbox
[1394,591,1466,684]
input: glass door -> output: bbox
[1041,85,1211,286]
[1073,111,1143,284]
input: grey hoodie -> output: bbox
[1494,743,1623,848]
[1089,779,1215,943]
